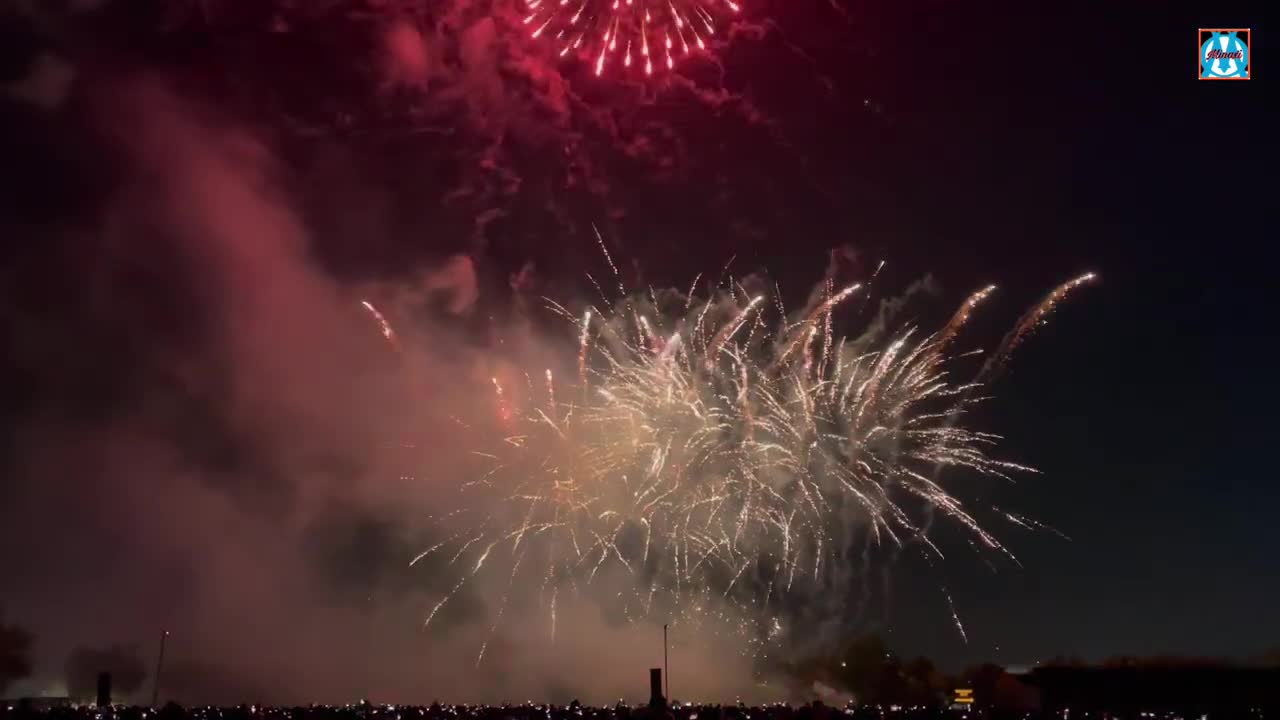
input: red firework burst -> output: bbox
[522,0,741,76]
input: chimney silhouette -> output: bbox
[649,668,666,709]
[96,673,112,707]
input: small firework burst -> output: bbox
[522,0,742,76]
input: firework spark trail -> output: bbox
[943,588,968,644]
[578,309,594,390]
[706,295,764,369]
[416,264,1093,654]
[523,0,743,76]
[992,505,1073,541]
[476,550,527,668]
[982,272,1098,381]
[592,224,625,297]
[361,300,401,351]
[939,285,997,348]
[773,283,861,369]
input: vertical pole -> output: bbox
[663,624,669,703]
[151,631,168,707]
[367,593,374,706]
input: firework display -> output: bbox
[409,267,1095,663]
[521,0,741,76]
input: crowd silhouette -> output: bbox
[4,613,1280,718]
[0,699,1262,720]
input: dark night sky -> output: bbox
[0,0,1277,703]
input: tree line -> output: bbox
[1,610,147,701]
[4,612,1280,705]
[781,634,1280,709]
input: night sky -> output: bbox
[1,0,1276,705]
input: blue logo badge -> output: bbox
[1200,29,1250,80]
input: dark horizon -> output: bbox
[1,0,1276,706]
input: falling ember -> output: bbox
[360,300,400,351]
[943,589,969,644]
[578,310,593,388]
[492,377,512,423]
[592,223,625,297]
[523,0,742,76]
[418,260,1094,657]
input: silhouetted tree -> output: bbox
[834,634,893,703]
[875,656,912,705]
[1102,655,1138,668]
[903,656,935,685]
[960,663,1006,707]
[1041,655,1085,667]
[0,611,35,696]
[65,645,147,702]
[992,673,1038,711]
[1103,654,1232,669]
[903,656,946,705]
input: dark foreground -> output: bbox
[0,704,1272,720]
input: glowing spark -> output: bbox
[578,310,594,388]
[361,300,400,351]
[944,589,968,644]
